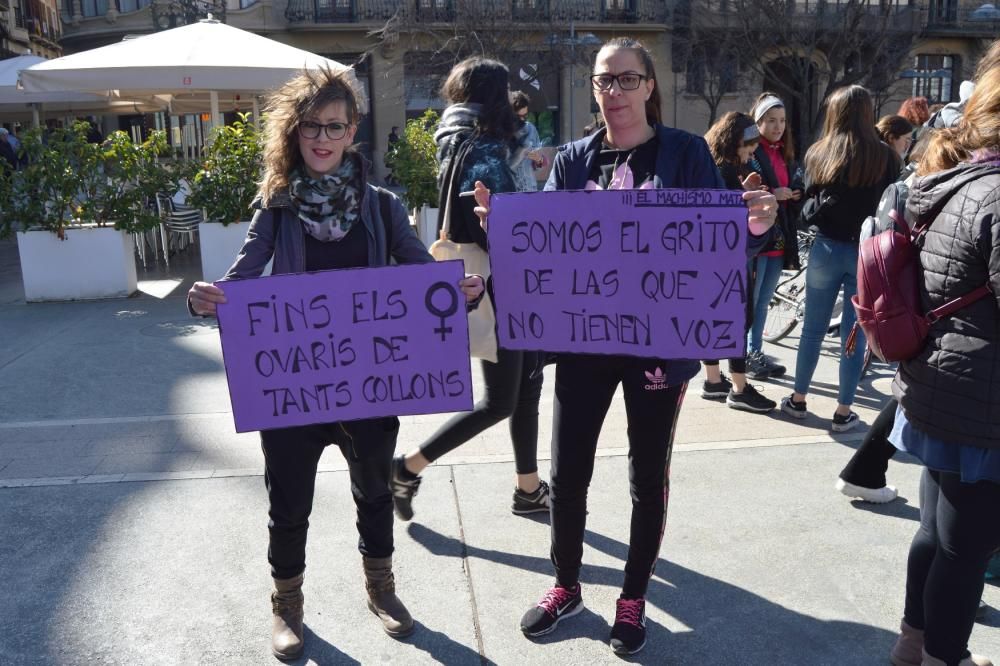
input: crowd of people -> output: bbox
[184,34,998,664]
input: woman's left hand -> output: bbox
[459,275,485,302]
[743,189,778,235]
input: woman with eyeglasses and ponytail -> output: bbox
[186,67,484,660]
[467,37,778,656]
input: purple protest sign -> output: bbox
[487,188,749,360]
[215,261,472,433]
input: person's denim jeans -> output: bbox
[747,253,785,354]
[792,234,867,405]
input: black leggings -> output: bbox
[549,354,686,598]
[418,348,542,475]
[260,417,398,579]
[904,468,1000,664]
[839,397,898,488]
[703,266,754,375]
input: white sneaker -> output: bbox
[836,478,898,503]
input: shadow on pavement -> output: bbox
[297,625,362,665]
[407,622,497,665]
[407,523,898,664]
[848,496,921,522]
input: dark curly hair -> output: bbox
[705,112,758,166]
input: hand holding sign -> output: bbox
[744,188,778,236]
[189,281,227,316]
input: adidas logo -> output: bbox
[644,367,668,390]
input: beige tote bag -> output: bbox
[428,141,499,363]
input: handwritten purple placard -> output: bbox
[215,261,472,433]
[487,188,749,360]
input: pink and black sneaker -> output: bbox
[519,584,583,637]
[610,595,646,655]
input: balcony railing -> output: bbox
[285,0,667,24]
[511,0,549,21]
[62,0,153,19]
[925,3,1000,32]
[552,0,666,22]
[285,0,399,22]
[413,0,453,21]
[680,0,922,33]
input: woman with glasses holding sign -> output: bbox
[186,67,483,660]
[469,37,777,655]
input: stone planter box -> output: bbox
[199,220,272,282]
[16,225,137,302]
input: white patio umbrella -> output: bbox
[18,16,355,127]
[1,55,161,126]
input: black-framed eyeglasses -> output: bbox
[297,120,350,140]
[590,73,650,92]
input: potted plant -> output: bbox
[390,109,440,247]
[188,113,264,281]
[9,122,171,301]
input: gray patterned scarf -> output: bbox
[288,158,362,242]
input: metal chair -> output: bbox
[155,192,202,269]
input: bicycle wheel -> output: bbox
[763,297,799,342]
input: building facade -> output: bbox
[3,0,63,58]
[37,0,1000,175]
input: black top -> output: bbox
[303,222,368,272]
[802,150,899,244]
[717,162,744,190]
[588,134,660,189]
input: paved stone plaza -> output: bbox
[0,237,996,664]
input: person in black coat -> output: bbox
[886,56,1000,666]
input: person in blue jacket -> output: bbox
[470,37,778,656]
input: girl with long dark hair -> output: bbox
[390,57,550,521]
[780,85,900,431]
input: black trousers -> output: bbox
[839,397,898,489]
[549,354,686,598]
[703,265,754,374]
[419,347,542,475]
[904,468,1000,664]
[260,417,399,580]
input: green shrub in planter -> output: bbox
[4,122,170,239]
[188,113,263,225]
[0,161,12,240]
[391,109,440,213]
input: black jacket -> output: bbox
[800,147,899,245]
[434,104,517,251]
[891,162,1000,448]
[544,124,771,387]
[750,145,803,269]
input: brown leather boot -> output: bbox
[363,556,414,638]
[271,574,304,660]
[890,620,924,666]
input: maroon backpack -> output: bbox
[848,207,992,362]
